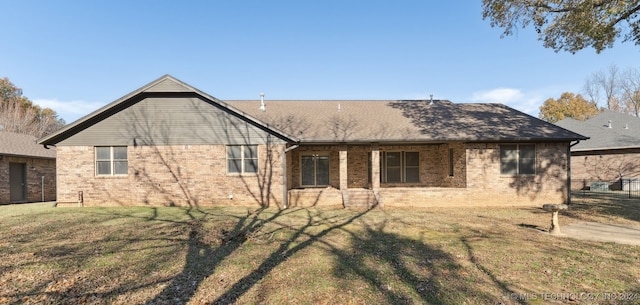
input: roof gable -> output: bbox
[38,75,297,146]
[144,77,193,93]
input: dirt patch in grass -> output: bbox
[1,199,639,304]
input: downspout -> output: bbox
[282,144,299,208]
[567,140,581,205]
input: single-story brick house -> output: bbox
[1,131,56,204]
[38,75,587,208]
[556,111,640,190]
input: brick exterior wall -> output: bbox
[0,156,56,204]
[570,149,640,185]
[288,142,569,207]
[393,142,569,207]
[56,144,285,207]
[56,141,569,208]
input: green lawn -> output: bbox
[1,196,639,305]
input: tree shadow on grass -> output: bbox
[0,207,190,304]
[461,233,528,305]
[328,221,499,305]
[209,207,375,304]
[564,194,640,223]
[143,206,285,304]
[0,206,299,304]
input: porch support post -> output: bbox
[371,144,380,190]
[339,144,348,191]
[282,144,299,208]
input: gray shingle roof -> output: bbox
[227,99,587,143]
[38,75,587,146]
[555,111,640,151]
[0,131,56,158]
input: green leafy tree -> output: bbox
[0,77,66,137]
[539,92,602,122]
[482,0,640,53]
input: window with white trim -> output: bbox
[96,146,128,176]
[227,145,258,174]
[301,154,330,187]
[381,151,420,183]
[500,144,535,176]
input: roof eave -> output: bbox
[0,153,55,160]
[572,145,640,152]
[298,137,587,145]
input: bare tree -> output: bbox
[0,77,65,137]
[621,67,640,117]
[584,65,621,111]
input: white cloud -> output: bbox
[471,88,524,104]
[471,87,545,117]
[33,98,105,123]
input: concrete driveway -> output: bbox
[562,222,640,246]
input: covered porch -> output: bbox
[284,143,467,208]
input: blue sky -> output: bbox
[2,1,639,123]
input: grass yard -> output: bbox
[1,195,639,305]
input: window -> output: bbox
[381,151,420,183]
[301,154,329,186]
[227,145,258,174]
[96,146,128,176]
[500,144,535,176]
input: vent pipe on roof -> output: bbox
[607,120,612,128]
[260,93,266,112]
[429,94,433,105]
[338,103,341,112]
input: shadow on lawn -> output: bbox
[144,206,286,304]
[461,233,528,305]
[140,204,382,304]
[565,194,640,223]
[329,222,499,304]
[158,208,506,305]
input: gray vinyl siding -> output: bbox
[144,78,193,92]
[57,97,285,146]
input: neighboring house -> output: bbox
[38,75,586,208]
[0,131,56,204]
[556,111,640,190]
